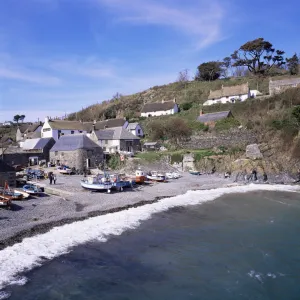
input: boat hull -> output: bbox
[81,180,113,192]
[189,171,201,175]
[147,175,166,182]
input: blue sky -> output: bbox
[0,0,299,122]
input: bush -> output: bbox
[181,102,193,111]
[215,118,240,131]
[108,154,122,170]
[170,153,183,164]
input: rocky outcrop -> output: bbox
[246,144,263,160]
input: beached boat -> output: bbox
[189,170,201,175]
[0,194,12,209]
[23,184,43,195]
[110,174,135,191]
[15,189,30,199]
[58,168,72,175]
[81,175,113,193]
[134,169,146,184]
[165,172,181,179]
[0,182,23,200]
[147,171,166,182]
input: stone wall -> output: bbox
[181,129,257,150]
[50,148,104,170]
[2,152,45,166]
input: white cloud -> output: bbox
[95,0,226,49]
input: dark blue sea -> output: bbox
[2,189,300,300]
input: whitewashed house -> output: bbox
[141,98,179,117]
[203,83,261,106]
[41,117,87,141]
[90,127,141,154]
[126,123,144,137]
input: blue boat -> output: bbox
[189,170,201,175]
[23,184,43,195]
[81,175,113,193]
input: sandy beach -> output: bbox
[0,173,236,249]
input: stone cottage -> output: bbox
[141,99,179,117]
[197,110,233,127]
[49,134,104,170]
[0,160,16,187]
[269,77,300,96]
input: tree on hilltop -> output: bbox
[177,69,190,82]
[19,115,26,123]
[231,38,285,76]
[286,54,299,75]
[13,114,21,124]
[195,61,223,81]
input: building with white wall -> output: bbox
[141,99,179,117]
[126,123,144,137]
[203,83,261,106]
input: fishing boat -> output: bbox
[57,167,72,175]
[23,184,43,195]
[189,170,201,175]
[147,171,166,182]
[0,182,23,200]
[134,169,146,184]
[81,175,113,193]
[165,172,181,179]
[15,189,30,199]
[0,194,12,209]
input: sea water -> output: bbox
[0,185,300,299]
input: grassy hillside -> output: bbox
[68,76,273,122]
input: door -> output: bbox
[87,158,91,168]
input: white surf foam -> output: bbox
[0,184,299,290]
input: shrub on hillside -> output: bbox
[181,102,193,111]
[215,118,240,131]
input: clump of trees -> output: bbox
[13,114,25,124]
[147,118,191,146]
[195,38,299,81]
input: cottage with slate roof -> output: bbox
[141,98,179,117]
[203,83,261,106]
[41,117,88,141]
[16,122,43,142]
[50,134,103,170]
[0,160,16,187]
[90,127,141,154]
[197,110,233,127]
[126,123,144,137]
[269,77,300,96]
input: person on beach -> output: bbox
[49,172,53,185]
[53,174,57,185]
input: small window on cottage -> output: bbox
[138,129,141,134]
[43,128,51,132]
[55,151,58,156]
[105,140,108,145]
[61,152,64,156]
[79,131,83,133]
[71,131,74,134]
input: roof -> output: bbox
[269,77,300,87]
[94,127,140,140]
[208,83,249,100]
[48,120,86,131]
[0,136,12,143]
[25,122,43,133]
[143,142,159,146]
[127,123,139,130]
[26,131,41,139]
[50,134,101,151]
[141,100,177,113]
[22,138,53,150]
[18,124,30,133]
[197,111,232,123]
[0,160,15,172]
[82,118,127,132]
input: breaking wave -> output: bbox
[0,184,299,291]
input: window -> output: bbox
[137,129,141,134]
[105,140,108,145]
[61,152,64,156]
[43,128,51,132]
[103,147,106,151]
[55,151,58,156]
[71,131,74,134]
[79,131,83,133]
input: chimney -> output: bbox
[162,99,164,103]
[199,109,204,116]
[92,123,96,132]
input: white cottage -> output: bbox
[41,118,87,141]
[141,99,179,117]
[203,83,261,106]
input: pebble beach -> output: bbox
[0,173,235,249]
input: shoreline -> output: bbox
[0,173,298,251]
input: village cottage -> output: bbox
[141,99,179,117]
[142,142,161,152]
[197,110,233,128]
[0,160,16,187]
[50,134,103,170]
[16,122,43,142]
[41,118,88,141]
[90,127,141,154]
[269,77,300,96]
[203,83,261,106]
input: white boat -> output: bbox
[81,175,113,193]
[147,171,166,182]
[165,172,181,179]
[58,168,72,175]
